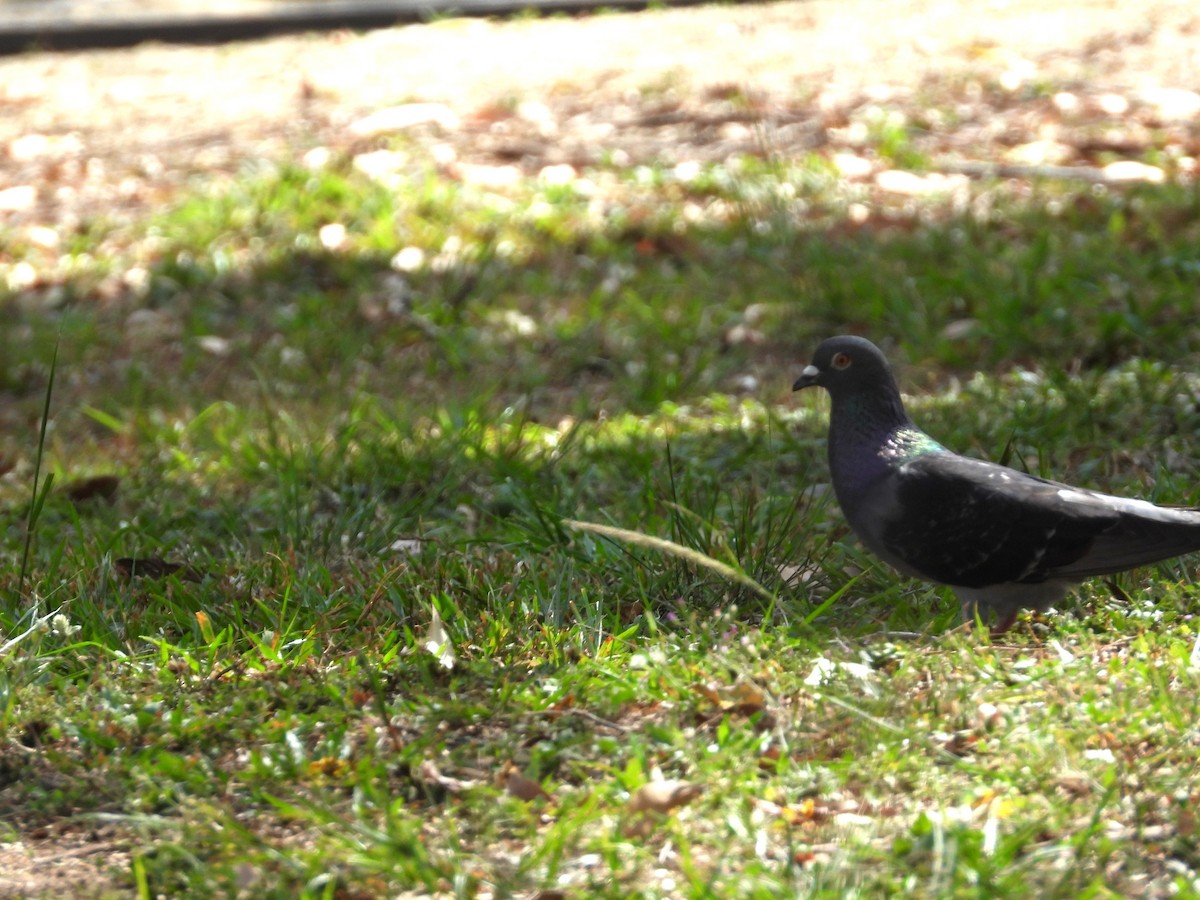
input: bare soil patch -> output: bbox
[0,830,129,898]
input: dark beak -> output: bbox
[792,364,821,391]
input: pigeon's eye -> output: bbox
[831,352,852,370]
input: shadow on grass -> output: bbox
[3,170,1199,426]
[1,168,1198,643]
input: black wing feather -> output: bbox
[881,454,1121,588]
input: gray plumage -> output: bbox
[794,335,1200,631]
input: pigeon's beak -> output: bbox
[792,364,821,391]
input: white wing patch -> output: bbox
[1057,487,1197,523]
[1056,489,1092,504]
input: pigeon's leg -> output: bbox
[989,609,1020,636]
[959,598,989,630]
[959,596,1019,636]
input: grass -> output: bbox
[3,88,1200,898]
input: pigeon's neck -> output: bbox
[828,390,942,486]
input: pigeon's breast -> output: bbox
[852,488,932,576]
[827,442,920,572]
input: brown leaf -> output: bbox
[626,779,703,816]
[695,677,767,714]
[114,557,202,582]
[694,682,724,706]
[503,768,552,803]
[752,795,832,827]
[617,599,642,626]
[624,778,704,838]
[1178,805,1197,838]
[61,475,120,505]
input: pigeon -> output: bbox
[793,335,1200,631]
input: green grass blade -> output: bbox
[18,336,60,604]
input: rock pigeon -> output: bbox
[793,335,1200,631]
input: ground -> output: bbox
[1,0,1199,894]
[2,0,1198,232]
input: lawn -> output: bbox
[3,3,1200,897]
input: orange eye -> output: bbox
[831,352,852,370]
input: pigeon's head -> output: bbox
[792,335,894,398]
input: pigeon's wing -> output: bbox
[875,453,1125,588]
[1041,490,1200,578]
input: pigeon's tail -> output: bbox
[1048,502,1200,579]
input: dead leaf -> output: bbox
[624,778,704,838]
[307,757,349,779]
[349,103,460,137]
[114,557,202,582]
[723,323,766,347]
[778,563,817,585]
[617,599,642,626]
[1178,805,1196,838]
[695,677,767,714]
[1102,160,1164,183]
[60,475,120,505]
[501,768,552,801]
[416,759,478,794]
[627,779,703,816]
[875,169,969,195]
[757,746,783,769]
[752,795,832,827]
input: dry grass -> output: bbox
[2,0,1198,226]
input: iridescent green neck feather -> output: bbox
[882,426,945,463]
[827,390,942,487]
